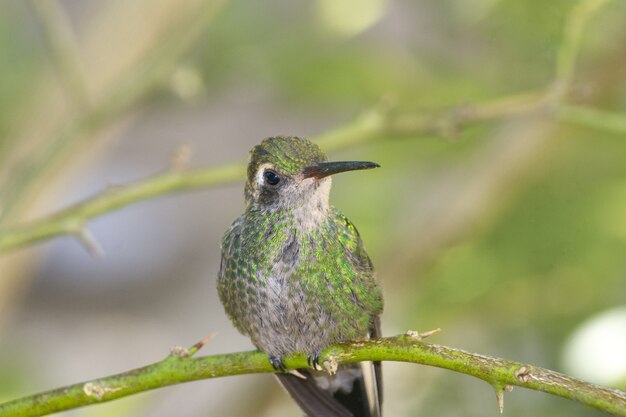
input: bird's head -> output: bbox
[244,136,379,211]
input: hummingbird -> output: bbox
[217,136,384,417]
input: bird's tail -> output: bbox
[276,360,382,417]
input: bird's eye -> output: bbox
[263,170,281,186]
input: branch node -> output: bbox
[170,346,190,358]
[187,333,216,356]
[76,227,105,258]
[406,328,442,341]
[437,115,461,140]
[515,366,531,383]
[82,382,121,401]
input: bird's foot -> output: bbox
[307,353,323,371]
[269,356,287,373]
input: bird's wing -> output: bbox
[343,211,384,410]
[276,210,383,416]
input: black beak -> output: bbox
[302,161,380,179]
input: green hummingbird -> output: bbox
[217,136,384,417]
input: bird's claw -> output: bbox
[307,353,323,371]
[269,356,287,373]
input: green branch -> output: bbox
[2,88,625,254]
[0,163,243,253]
[2,0,624,253]
[28,0,91,108]
[558,105,626,134]
[554,0,613,96]
[0,0,228,224]
[0,94,542,254]
[0,334,624,417]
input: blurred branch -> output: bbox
[558,105,626,134]
[28,0,91,107]
[387,91,549,139]
[0,0,228,224]
[95,0,227,118]
[0,92,547,254]
[1,85,624,254]
[1,0,624,252]
[386,0,625,278]
[0,333,624,417]
[315,90,552,152]
[0,163,243,253]
[554,0,613,98]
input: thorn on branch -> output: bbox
[494,384,513,414]
[76,227,105,258]
[171,334,216,358]
[495,386,505,414]
[288,369,308,379]
[188,333,216,356]
[406,328,442,341]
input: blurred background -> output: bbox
[0,0,625,416]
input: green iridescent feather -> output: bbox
[217,136,383,417]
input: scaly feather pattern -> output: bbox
[217,136,383,416]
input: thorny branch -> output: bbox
[0,1,624,416]
[0,333,624,417]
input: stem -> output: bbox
[554,0,613,98]
[28,0,91,107]
[0,163,243,252]
[0,92,549,254]
[0,0,228,224]
[2,87,625,254]
[557,105,626,134]
[0,335,623,417]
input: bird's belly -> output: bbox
[250,276,335,358]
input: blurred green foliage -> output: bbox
[0,7,41,152]
[0,0,625,416]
